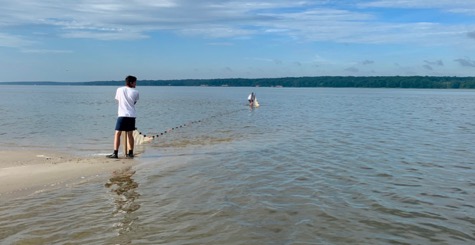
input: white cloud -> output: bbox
[61,30,148,40]
[179,26,255,38]
[21,49,73,54]
[0,33,35,48]
[359,0,475,13]
[207,42,234,46]
[0,0,474,47]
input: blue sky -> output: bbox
[1,0,475,82]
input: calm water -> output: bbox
[0,85,474,244]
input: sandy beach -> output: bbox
[0,150,135,200]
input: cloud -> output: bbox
[179,26,254,38]
[0,0,473,47]
[423,60,444,71]
[361,60,374,65]
[424,60,444,66]
[359,1,475,14]
[0,33,35,48]
[21,49,73,54]
[454,58,475,67]
[0,0,473,78]
[61,30,148,40]
[207,42,234,46]
[345,67,359,73]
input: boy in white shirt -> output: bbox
[107,75,140,159]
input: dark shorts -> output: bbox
[115,117,136,131]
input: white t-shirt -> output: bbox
[115,86,139,117]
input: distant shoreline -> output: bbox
[1,76,475,89]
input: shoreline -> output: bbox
[0,150,136,200]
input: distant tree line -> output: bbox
[3,76,475,88]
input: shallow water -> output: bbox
[1,85,475,244]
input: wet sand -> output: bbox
[0,150,135,200]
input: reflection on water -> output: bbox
[105,166,141,240]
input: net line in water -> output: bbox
[132,108,245,146]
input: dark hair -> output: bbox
[125,75,137,87]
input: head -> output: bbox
[125,75,137,88]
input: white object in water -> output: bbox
[253,99,260,107]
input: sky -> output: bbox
[1,0,475,82]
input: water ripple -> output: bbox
[1,87,475,244]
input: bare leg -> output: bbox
[127,131,134,152]
[114,131,122,151]
[107,131,122,158]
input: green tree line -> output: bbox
[111,76,475,88]
[3,76,475,88]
